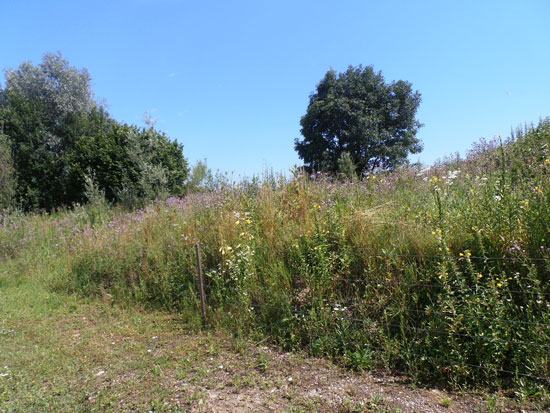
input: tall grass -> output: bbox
[3,119,550,390]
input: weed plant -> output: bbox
[3,119,550,391]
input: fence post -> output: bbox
[195,242,207,328]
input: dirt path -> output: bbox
[163,342,485,413]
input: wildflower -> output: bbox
[477,273,483,279]
[219,246,232,255]
[235,220,240,225]
[545,159,550,165]
[497,283,503,287]
[246,219,251,224]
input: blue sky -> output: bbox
[2,0,549,177]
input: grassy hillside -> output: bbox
[2,120,550,392]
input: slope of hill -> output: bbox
[2,120,550,397]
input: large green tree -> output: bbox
[295,65,423,174]
[0,53,189,210]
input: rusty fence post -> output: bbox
[195,242,207,328]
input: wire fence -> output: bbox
[352,251,550,262]
[303,333,550,382]
[249,300,550,329]
[244,302,550,383]
[193,243,550,384]
[248,301,550,348]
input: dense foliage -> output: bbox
[295,65,423,174]
[0,129,15,208]
[0,53,188,210]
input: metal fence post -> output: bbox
[195,242,207,328]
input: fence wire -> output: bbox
[354,252,550,262]
[195,244,550,383]
[246,302,550,349]
[301,332,550,382]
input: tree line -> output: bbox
[0,53,423,211]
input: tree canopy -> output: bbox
[295,65,423,174]
[0,53,188,210]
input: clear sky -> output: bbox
[2,0,549,177]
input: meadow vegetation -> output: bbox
[2,120,550,399]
